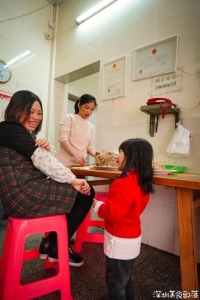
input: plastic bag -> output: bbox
[166,123,190,158]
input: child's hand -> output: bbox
[92,198,98,208]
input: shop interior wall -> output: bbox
[54,0,200,261]
[0,0,200,262]
[0,0,53,139]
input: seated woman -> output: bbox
[0,90,95,267]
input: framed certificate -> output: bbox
[102,56,127,100]
[133,36,179,81]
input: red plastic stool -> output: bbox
[0,215,73,300]
[74,192,108,253]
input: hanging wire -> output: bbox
[178,99,200,110]
[0,4,50,23]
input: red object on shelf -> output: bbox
[147,98,177,118]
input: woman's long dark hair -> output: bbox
[4,90,43,134]
[74,94,97,114]
[119,138,154,195]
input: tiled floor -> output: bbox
[0,218,199,300]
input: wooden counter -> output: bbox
[71,167,200,297]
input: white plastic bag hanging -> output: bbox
[166,123,190,158]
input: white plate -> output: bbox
[90,166,119,171]
[154,170,171,175]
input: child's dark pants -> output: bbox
[105,256,135,300]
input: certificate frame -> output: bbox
[133,36,179,81]
[102,55,127,100]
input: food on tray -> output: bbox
[152,161,166,171]
[95,151,118,167]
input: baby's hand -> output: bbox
[35,139,51,150]
[92,198,98,208]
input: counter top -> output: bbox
[70,166,200,190]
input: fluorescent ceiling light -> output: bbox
[76,0,118,25]
[6,50,31,67]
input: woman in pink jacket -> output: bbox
[57,94,97,167]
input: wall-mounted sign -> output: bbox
[151,69,183,96]
[102,56,126,100]
[0,92,12,101]
[133,36,179,81]
[0,90,12,121]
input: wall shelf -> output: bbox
[141,103,180,137]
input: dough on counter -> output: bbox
[95,151,118,167]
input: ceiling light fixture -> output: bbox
[76,0,118,25]
[6,50,31,67]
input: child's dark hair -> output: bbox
[74,94,97,114]
[4,90,43,134]
[119,138,154,195]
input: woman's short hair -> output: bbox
[4,90,43,134]
[74,94,97,114]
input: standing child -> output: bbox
[93,138,154,300]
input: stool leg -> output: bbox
[0,220,11,298]
[1,216,73,300]
[73,212,90,253]
[43,232,57,271]
[54,215,72,299]
[45,259,57,270]
[74,207,106,252]
[1,219,25,300]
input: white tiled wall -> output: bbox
[0,0,52,138]
[1,0,200,261]
[142,185,176,252]
[53,0,200,261]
